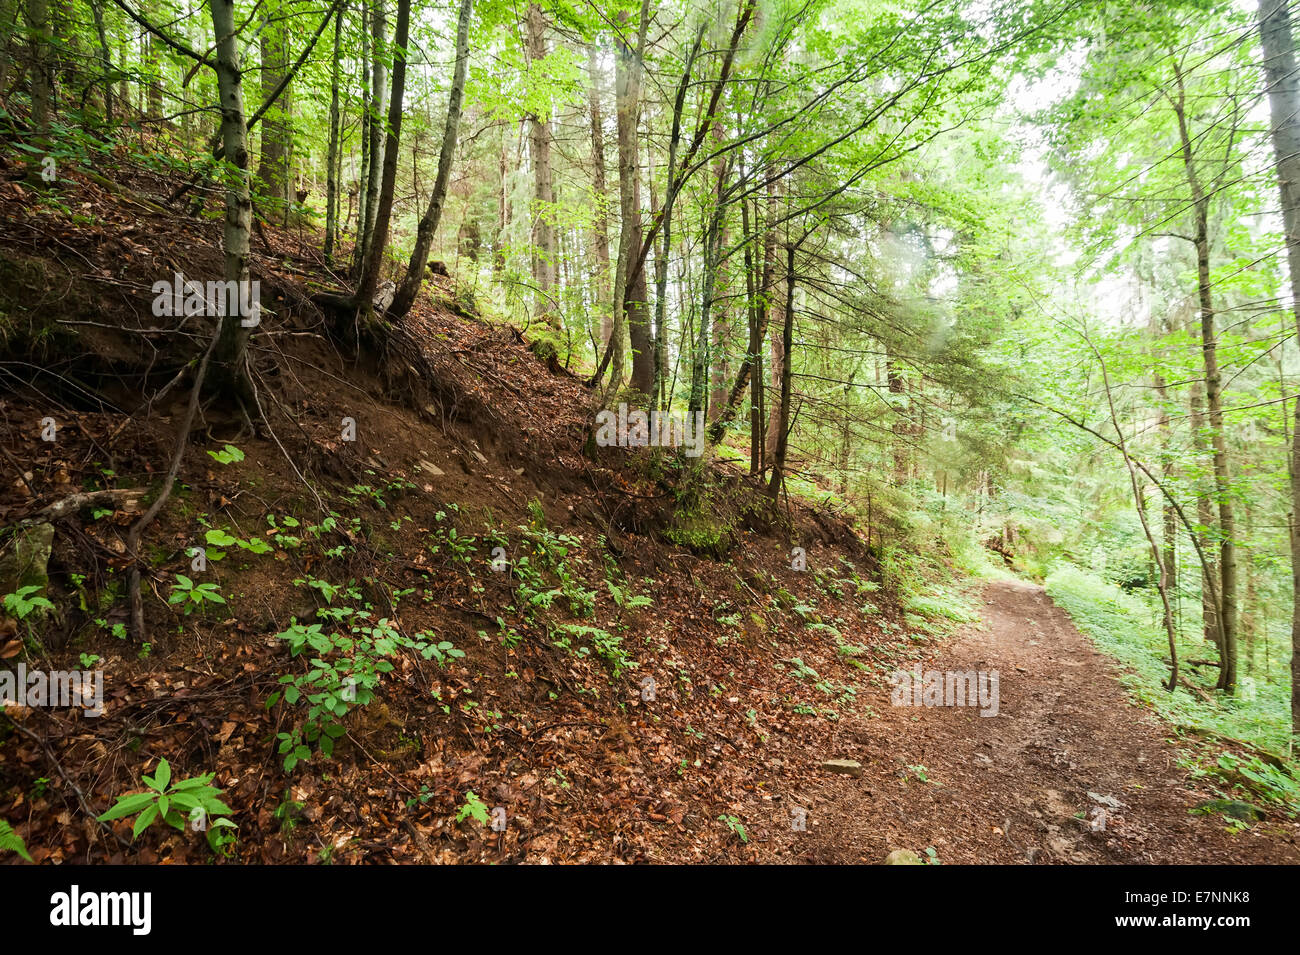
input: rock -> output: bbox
[0,522,54,598]
[470,449,488,465]
[1086,792,1126,810]
[884,849,923,865]
[821,759,863,778]
[417,459,445,477]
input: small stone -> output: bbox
[821,759,862,778]
[884,849,923,865]
[417,460,445,477]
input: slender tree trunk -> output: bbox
[256,0,292,225]
[89,0,113,122]
[1173,65,1238,692]
[615,2,652,394]
[357,0,387,273]
[353,0,409,317]
[207,0,254,403]
[145,31,162,120]
[763,174,783,463]
[388,0,472,319]
[709,121,730,421]
[323,4,342,264]
[28,0,52,138]
[767,242,796,500]
[526,3,559,330]
[587,42,613,349]
[1257,0,1300,731]
[353,2,372,274]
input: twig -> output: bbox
[125,326,220,641]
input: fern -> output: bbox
[0,819,32,861]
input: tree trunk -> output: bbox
[588,42,613,349]
[763,175,783,463]
[323,5,342,264]
[28,0,52,138]
[767,242,796,500]
[89,0,113,122]
[708,120,730,421]
[353,0,409,317]
[1256,0,1300,731]
[357,0,387,274]
[615,4,652,395]
[1173,64,1237,692]
[388,0,472,319]
[526,3,558,330]
[207,0,254,403]
[256,1,292,225]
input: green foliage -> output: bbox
[3,585,53,620]
[456,791,490,826]
[167,574,226,614]
[267,608,462,771]
[0,818,32,861]
[97,759,236,852]
[206,444,244,465]
[718,814,748,844]
[1046,565,1293,751]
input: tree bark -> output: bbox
[1173,60,1238,692]
[1256,0,1300,731]
[388,0,472,319]
[256,0,292,225]
[357,0,387,274]
[526,3,558,330]
[207,0,254,403]
[767,242,796,500]
[587,42,613,349]
[323,4,343,264]
[353,0,409,317]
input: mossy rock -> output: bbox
[0,523,54,598]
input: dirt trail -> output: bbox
[770,579,1300,864]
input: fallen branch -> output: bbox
[24,488,145,524]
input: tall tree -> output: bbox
[389,0,473,319]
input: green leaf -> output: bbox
[132,804,160,840]
[0,819,32,861]
[98,791,157,821]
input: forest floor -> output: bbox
[764,579,1300,864]
[1,152,1296,865]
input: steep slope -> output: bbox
[0,152,924,864]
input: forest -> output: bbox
[0,0,1299,873]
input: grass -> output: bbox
[1045,563,1294,754]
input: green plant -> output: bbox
[206,527,272,555]
[206,444,244,465]
[268,614,457,770]
[3,585,54,619]
[456,790,490,825]
[97,759,236,852]
[0,819,32,861]
[167,575,226,614]
[718,814,748,844]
